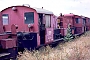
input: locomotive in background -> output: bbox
[0,4,90,59]
[57,13,90,36]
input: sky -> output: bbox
[0,0,90,17]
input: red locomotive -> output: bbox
[0,4,90,59]
[1,5,60,51]
[57,13,90,36]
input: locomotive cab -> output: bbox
[37,12,54,45]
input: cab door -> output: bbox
[45,28,53,44]
[45,15,53,44]
[38,13,45,45]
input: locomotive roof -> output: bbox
[64,14,74,16]
[64,14,84,17]
[33,7,53,14]
[1,5,53,15]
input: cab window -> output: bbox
[2,14,9,25]
[24,12,34,24]
[45,15,51,27]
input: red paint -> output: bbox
[0,34,9,40]
[1,38,16,49]
[1,6,39,33]
[11,24,17,34]
[85,17,90,30]
[74,15,83,27]
[0,12,4,33]
[45,28,53,44]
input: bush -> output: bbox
[64,24,74,42]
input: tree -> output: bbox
[64,24,74,42]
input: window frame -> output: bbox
[24,12,34,24]
[88,19,90,22]
[75,18,80,23]
[2,14,9,25]
[83,18,86,24]
[45,14,51,28]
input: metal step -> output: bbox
[53,38,63,42]
[0,53,10,57]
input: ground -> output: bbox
[17,31,90,60]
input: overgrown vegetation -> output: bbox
[64,24,74,42]
[17,31,90,60]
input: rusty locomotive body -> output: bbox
[0,5,90,59]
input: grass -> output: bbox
[17,31,90,60]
